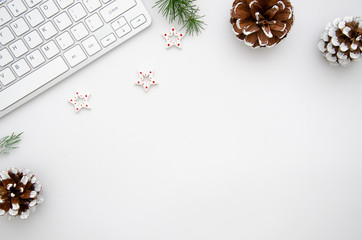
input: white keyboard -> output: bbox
[0,0,151,118]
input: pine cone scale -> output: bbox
[249,1,262,19]
[270,21,286,31]
[257,30,268,45]
[245,34,258,47]
[0,202,10,213]
[2,180,14,190]
[275,8,293,21]
[244,22,259,35]
[232,2,250,18]
[19,201,30,211]
[264,6,279,19]
[0,186,6,196]
[277,29,288,38]
[10,196,20,206]
[236,19,253,31]
[262,25,273,38]
[20,190,32,199]
[268,37,278,46]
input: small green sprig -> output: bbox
[154,0,206,36]
[0,132,23,155]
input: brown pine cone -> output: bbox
[0,167,44,220]
[230,0,294,48]
[318,17,362,66]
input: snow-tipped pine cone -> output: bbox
[0,167,44,220]
[318,17,362,66]
[230,0,294,48]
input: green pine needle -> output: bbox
[154,0,206,36]
[0,132,23,155]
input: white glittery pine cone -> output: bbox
[0,167,44,220]
[318,16,362,66]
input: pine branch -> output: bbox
[154,0,205,36]
[0,132,23,155]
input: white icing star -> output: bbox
[136,70,157,92]
[163,27,184,49]
[68,91,91,112]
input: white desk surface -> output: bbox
[1,0,362,239]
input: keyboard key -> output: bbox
[10,17,30,36]
[64,45,87,67]
[39,21,58,39]
[101,0,111,4]
[7,0,27,17]
[24,30,43,48]
[0,49,14,67]
[111,17,126,31]
[56,31,74,50]
[100,0,135,23]
[0,27,15,45]
[85,13,103,32]
[0,57,69,111]
[12,59,31,77]
[0,7,12,26]
[27,50,45,67]
[70,22,89,41]
[82,36,101,56]
[56,0,73,9]
[130,14,146,29]
[115,24,131,38]
[25,9,44,27]
[100,33,116,47]
[0,68,16,85]
[54,12,72,30]
[9,39,28,57]
[68,3,87,22]
[24,0,42,8]
[83,0,101,13]
[41,40,60,59]
[40,0,59,18]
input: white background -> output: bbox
[1,0,362,239]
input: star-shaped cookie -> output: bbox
[163,27,184,49]
[136,70,157,92]
[68,91,91,112]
